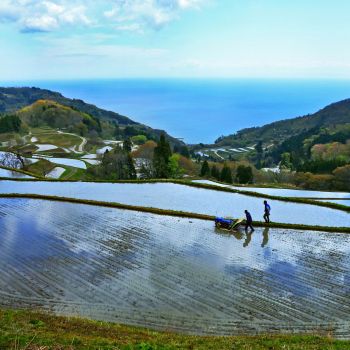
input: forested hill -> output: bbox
[0,87,182,145]
[214,98,350,147]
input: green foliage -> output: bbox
[255,140,263,154]
[153,134,172,178]
[88,146,136,180]
[131,134,148,145]
[211,165,220,180]
[200,160,210,177]
[174,144,190,158]
[236,165,253,184]
[123,138,132,152]
[280,152,292,169]
[220,164,233,183]
[168,154,184,178]
[0,114,21,133]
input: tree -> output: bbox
[153,134,172,178]
[132,140,157,160]
[139,159,153,179]
[220,164,232,183]
[89,145,136,180]
[280,152,292,169]
[0,115,22,133]
[123,138,132,153]
[236,165,253,184]
[333,165,350,191]
[168,154,184,178]
[179,145,190,158]
[211,165,220,180]
[200,160,210,177]
[255,140,263,169]
[255,140,263,154]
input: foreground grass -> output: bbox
[0,309,349,350]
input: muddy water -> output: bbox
[0,198,349,337]
[0,180,349,227]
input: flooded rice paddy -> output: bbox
[33,157,87,169]
[0,181,349,227]
[0,198,349,337]
[0,168,33,179]
[193,180,350,200]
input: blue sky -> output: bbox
[1,0,350,80]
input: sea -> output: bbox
[4,79,350,144]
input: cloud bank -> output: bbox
[0,0,207,33]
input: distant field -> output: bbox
[31,131,82,149]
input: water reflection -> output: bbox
[0,198,350,336]
[243,231,253,248]
[261,228,269,248]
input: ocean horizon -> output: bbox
[2,78,350,144]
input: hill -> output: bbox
[0,87,182,145]
[17,99,102,135]
[214,98,350,148]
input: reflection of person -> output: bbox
[244,210,254,232]
[263,200,271,223]
[261,227,269,247]
[243,231,253,247]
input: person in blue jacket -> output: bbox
[263,200,271,223]
[244,210,254,232]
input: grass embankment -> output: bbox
[0,309,349,350]
[1,193,349,233]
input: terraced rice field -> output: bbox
[193,180,350,200]
[1,181,349,227]
[0,168,33,179]
[0,198,349,338]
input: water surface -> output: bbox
[0,198,349,337]
[194,180,350,199]
[0,180,349,227]
[0,168,33,179]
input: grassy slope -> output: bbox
[1,309,349,350]
[32,131,82,149]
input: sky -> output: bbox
[1,0,350,80]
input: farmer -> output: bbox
[263,200,271,223]
[244,210,254,232]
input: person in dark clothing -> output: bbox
[244,210,254,232]
[263,200,271,223]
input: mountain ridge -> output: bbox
[213,98,350,148]
[0,87,182,145]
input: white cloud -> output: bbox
[0,0,90,32]
[104,0,207,31]
[0,0,208,33]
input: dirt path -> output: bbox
[57,131,87,153]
